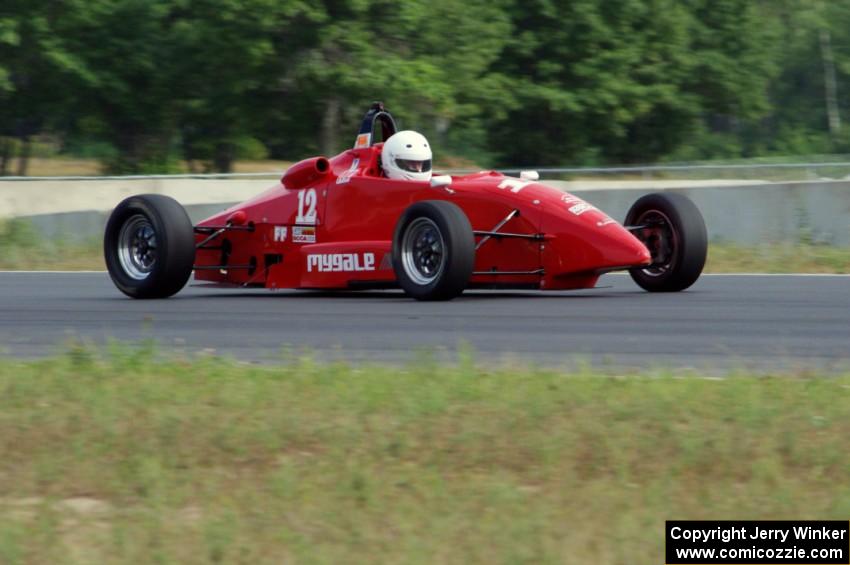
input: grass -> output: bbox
[0,219,103,271]
[0,348,848,564]
[705,243,850,273]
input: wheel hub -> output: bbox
[118,215,158,280]
[636,210,676,277]
[402,218,446,285]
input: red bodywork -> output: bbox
[194,144,651,291]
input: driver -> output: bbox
[381,131,433,182]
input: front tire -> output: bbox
[104,194,195,298]
[625,192,707,292]
[392,200,475,301]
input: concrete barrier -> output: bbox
[565,180,850,246]
[0,177,270,242]
[1,177,849,245]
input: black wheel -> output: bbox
[625,192,707,292]
[104,194,195,298]
[392,200,475,301]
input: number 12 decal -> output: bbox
[296,188,317,225]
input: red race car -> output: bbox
[104,103,707,301]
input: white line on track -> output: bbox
[704,273,850,277]
[604,272,850,277]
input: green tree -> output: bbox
[488,0,779,165]
[260,1,451,158]
[3,0,849,174]
[42,0,183,173]
[255,0,510,162]
[749,0,850,156]
[0,1,71,175]
[170,0,308,172]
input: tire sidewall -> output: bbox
[392,200,474,301]
[625,192,707,292]
[104,195,195,298]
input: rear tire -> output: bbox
[104,194,195,298]
[392,200,475,301]
[625,192,707,292]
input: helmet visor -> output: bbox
[395,158,432,173]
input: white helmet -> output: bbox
[381,130,432,182]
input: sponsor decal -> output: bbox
[307,253,376,273]
[378,253,393,270]
[569,202,595,216]
[354,133,371,149]
[562,193,599,216]
[272,226,288,242]
[596,217,617,227]
[336,158,360,185]
[292,226,316,244]
[497,178,533,193]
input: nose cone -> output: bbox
[615,229,652,268]
[589,224,652,271]
[541,204,652,276]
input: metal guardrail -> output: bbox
[503,162,850,174]
[488,162,850,180]
[2,161,850,181]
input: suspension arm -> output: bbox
[194,222,255,249]
[473,231,546,241]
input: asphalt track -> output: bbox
[0,272,848,371]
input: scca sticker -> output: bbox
[292,226,316,244]
[307,253,375,273]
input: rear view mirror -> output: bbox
[430,175,452,188]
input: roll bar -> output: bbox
[354,101,398,148]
